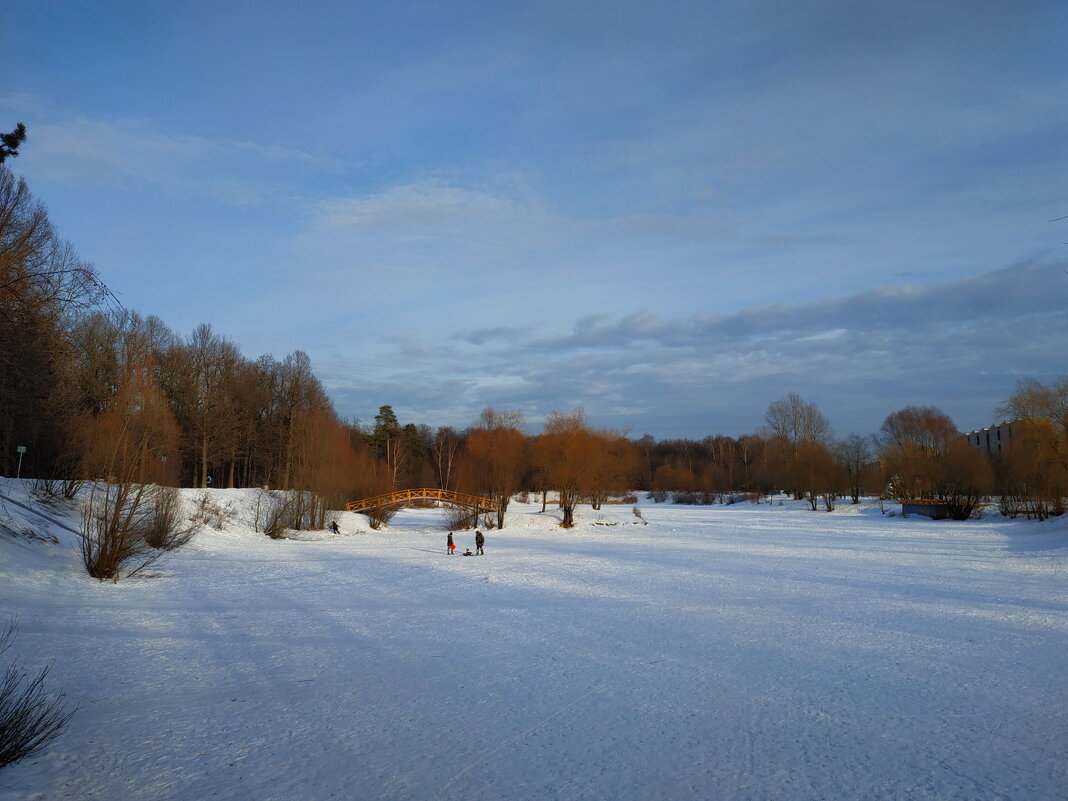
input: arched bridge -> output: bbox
[346,488,498,514]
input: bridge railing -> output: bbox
[345,488,498,513]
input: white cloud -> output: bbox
[316,258,1068,437]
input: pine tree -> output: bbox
[0,123,26,163]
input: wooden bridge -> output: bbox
[346,488,498,514]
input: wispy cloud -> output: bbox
[318,259,1068,436]
[319,182,544,231]
[1,99,335,207]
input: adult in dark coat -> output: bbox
[475,530,485,555]
[447,531,455,555]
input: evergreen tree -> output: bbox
[370,405,400,460]
[0,123,26,163]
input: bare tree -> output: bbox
[429,426,464,490]
[993,378,1068,519]
[994,417,1066,519]
[763,393,832,499]
[535,409,591,528]
[584,431,639,509]
[936,439,993,520]
[764,393,831,447]
[1000,376,1068,474]
[464,408,526,528]
[835,434,873,504]
[0,166,107,477]
[71,321,186,579]
[878,406,958,501]
[878,405,992,518]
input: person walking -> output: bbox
[475,529,485,555]
[447,531,456,555]
[329,520,341,535]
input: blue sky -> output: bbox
[3,1,1066,438]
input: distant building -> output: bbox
[964,420,1018,455]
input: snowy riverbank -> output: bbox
[1,481,1066,800]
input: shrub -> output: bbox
[0,620,76,770]
[0,522,58,545]
[30,478,61,498]
[79,482,162,580]
[672,491,716,505]
[29,477,83,505]
[364,505,398,530]
[142,486,196,550]
[190,493,231,530]
[443,504,476,530]
[255,490,327,538]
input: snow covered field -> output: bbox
[1,481,1066,801]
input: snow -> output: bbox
[1,480,1066,800]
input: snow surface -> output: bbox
[1,480,1066,801]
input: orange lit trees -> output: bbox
[72,320,183,579]
[994,417,1066,519]
[878,406,957,501]
[464,408,526,529]
[763,393,832,499]
[997,377,1068,517]
[535,409,590,528]
[584,431,639,509]
[879,405,992,519]
[0,164,105,477]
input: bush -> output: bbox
[255,490,327,538]
[79,482,162,580]
[190,493,231,530]
[0,620,75,770]
[142,486,196,550]
[672,491,716,505]
[443,505,477,530]
[364,505,398,530]
[30,477,83,504]
[0,522,57,545]
[30,478,61,498]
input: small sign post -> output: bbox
[15,445,26,479]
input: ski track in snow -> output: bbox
[0,481,1066,801]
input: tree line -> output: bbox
[3,159,1066,531]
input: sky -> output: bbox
[3,0,1066,439]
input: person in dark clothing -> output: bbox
[329,520,341,535]
[475,530,485,555]
[447,531,455,555]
